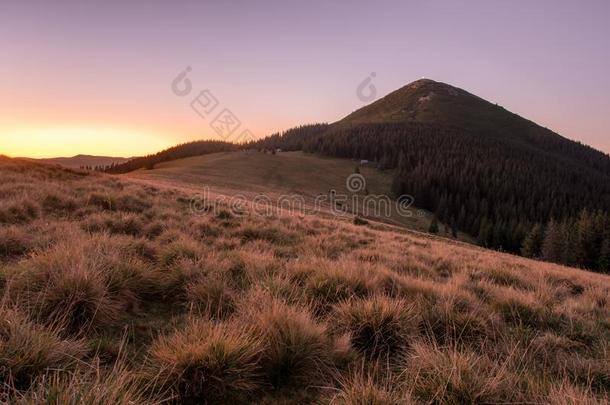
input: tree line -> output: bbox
[105,141,235,174]
[521,210,610,272]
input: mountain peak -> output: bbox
[409,77,437,84]
[333,77,606,162]
[340,78,481,128]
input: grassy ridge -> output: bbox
[1,156,610,403]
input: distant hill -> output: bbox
[252,79,610,271]
[27,154,131,169]
[105,141,236,174]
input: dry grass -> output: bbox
[237,292,336,389]
[148,319,263,403]
[2,156,610,403]
[329,369,414,404]
[0,306,87,390]
[332,295,419,359]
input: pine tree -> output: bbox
[541,219,562,263]
[598,238,610,273]
[451,220,458,239]
[521,224,543,258]
[428,216,439,234]
[575,209,596,269]
[561,219,578,267]
[477,217,491,247]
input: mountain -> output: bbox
[335,79,610,173]
[252,79,610,271]
[105,79,610,271]
[27,154,131,169]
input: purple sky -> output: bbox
[2,0,610,157]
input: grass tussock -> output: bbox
[5,234,156,332]
[0,306,87,390]
[185,271,236,318]
[2,156,610,402]
[11,356,164,405]
[0,226,31,260]
[240,293,336,388]
[407,342,514,404]
[333,295,419,359]
[329,370,413,405]
[148,319,263,404]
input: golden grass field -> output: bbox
[2,156,610,404]
[125,151,453,237]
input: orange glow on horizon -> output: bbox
[0,126,178,159]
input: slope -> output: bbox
[2,156,610,403]
[126,150,449,235]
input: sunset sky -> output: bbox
[2,0,609,158]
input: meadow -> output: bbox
[1,156,610,404]
[125,150,442,236]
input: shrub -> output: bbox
[149,320,263,403]
[353,217,369,226]
[333,296,419,359]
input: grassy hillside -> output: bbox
[2,156,610,403]
[126,150,452,236]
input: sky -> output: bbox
[2,0,609,158]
